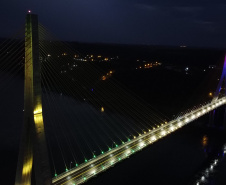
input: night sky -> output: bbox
[1,0,226,48]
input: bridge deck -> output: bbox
[52,97,226,185]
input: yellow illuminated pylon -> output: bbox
[15,14,51,185]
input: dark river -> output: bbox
[1,70,226,185]
[84,118,226,185]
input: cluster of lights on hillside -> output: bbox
[72,54,118,62]
[45,53,118,75]
[136,61,161,70]
[101,70,114,81]
[53,53,117,62]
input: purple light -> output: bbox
[28,10,31,13]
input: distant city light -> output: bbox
[102,76,106,80]
[28,10,31,13]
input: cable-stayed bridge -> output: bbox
[52,98,226,185]
[1,13,226,185]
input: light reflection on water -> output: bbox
[1,77,226,185]
[202,135,208,148]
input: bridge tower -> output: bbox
[212,55,226,102]
[210,55,226,127]
[15,14,51,185]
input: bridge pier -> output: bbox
[210,55,226,129]
[209,106,226,129]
